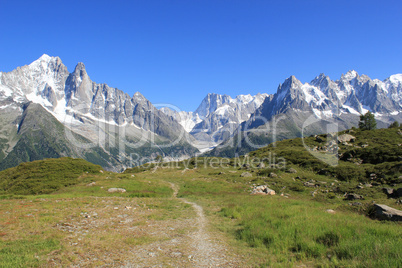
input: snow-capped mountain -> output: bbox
[1,55,190,136]
[160,92,270,145]
[248,70,401,128]
[1,54,401,165]
[207,71,402,157]
[0,55,198,171]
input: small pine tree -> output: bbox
[358,111,377,130]
[388,121,400,128]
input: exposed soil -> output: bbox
[122,183,244,267]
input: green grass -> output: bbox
[0,157,103,195]
[218,195,402,267]
[0,127,401,267]
[0,238,60,267]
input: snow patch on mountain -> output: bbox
[301,84,328,105]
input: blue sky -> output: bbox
[1,0,401,111]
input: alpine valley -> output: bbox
[0,55,401,170]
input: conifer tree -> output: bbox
[358,111,377,130]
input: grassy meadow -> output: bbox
[0,127,401,267]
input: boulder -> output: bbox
[371,204,402,221]
[337,134,356,143]
[251,185,276,195]
[269,172,278,178]
[288,168,297,173]
[108,188,127,193]
[86,182,96,187]
[303,182,316,187]
[382,187,394,196]
[240,172,252,177]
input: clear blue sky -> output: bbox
[1,0,401,111]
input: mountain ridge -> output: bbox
[206,70,402,157]
[0,55,199,171]
[0,54,401,168]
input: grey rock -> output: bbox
[240,172,252,177]
[371,204,402,221]
[287,168,297,173]
[251,185,276,195]
[383,187,394,196]
[269,172,278,178]
[108,188,127,193]
[337,134,356,143]
[304,182,316,187]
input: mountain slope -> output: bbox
[207,71,402,157]
[0,55,198,171]
[0,102,124,171]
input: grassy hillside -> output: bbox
[0,157,103,195]
[0,127,401,267]
[250,127,402,183]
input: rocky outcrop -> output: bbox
[337,134,356,143]
[371,204,402,221]
[251,185,276,195]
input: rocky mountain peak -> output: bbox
[285,75,302,87]
[28,54,66,73]
[311,73,330,87]
[276,75,303,98]
[341,70,359,81]
[133,91,146,102]
[38,54,52,61]
[194,93,231,118]
[73,62,87,76]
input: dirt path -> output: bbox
[169,182,239,267]
[123,183,242,267]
